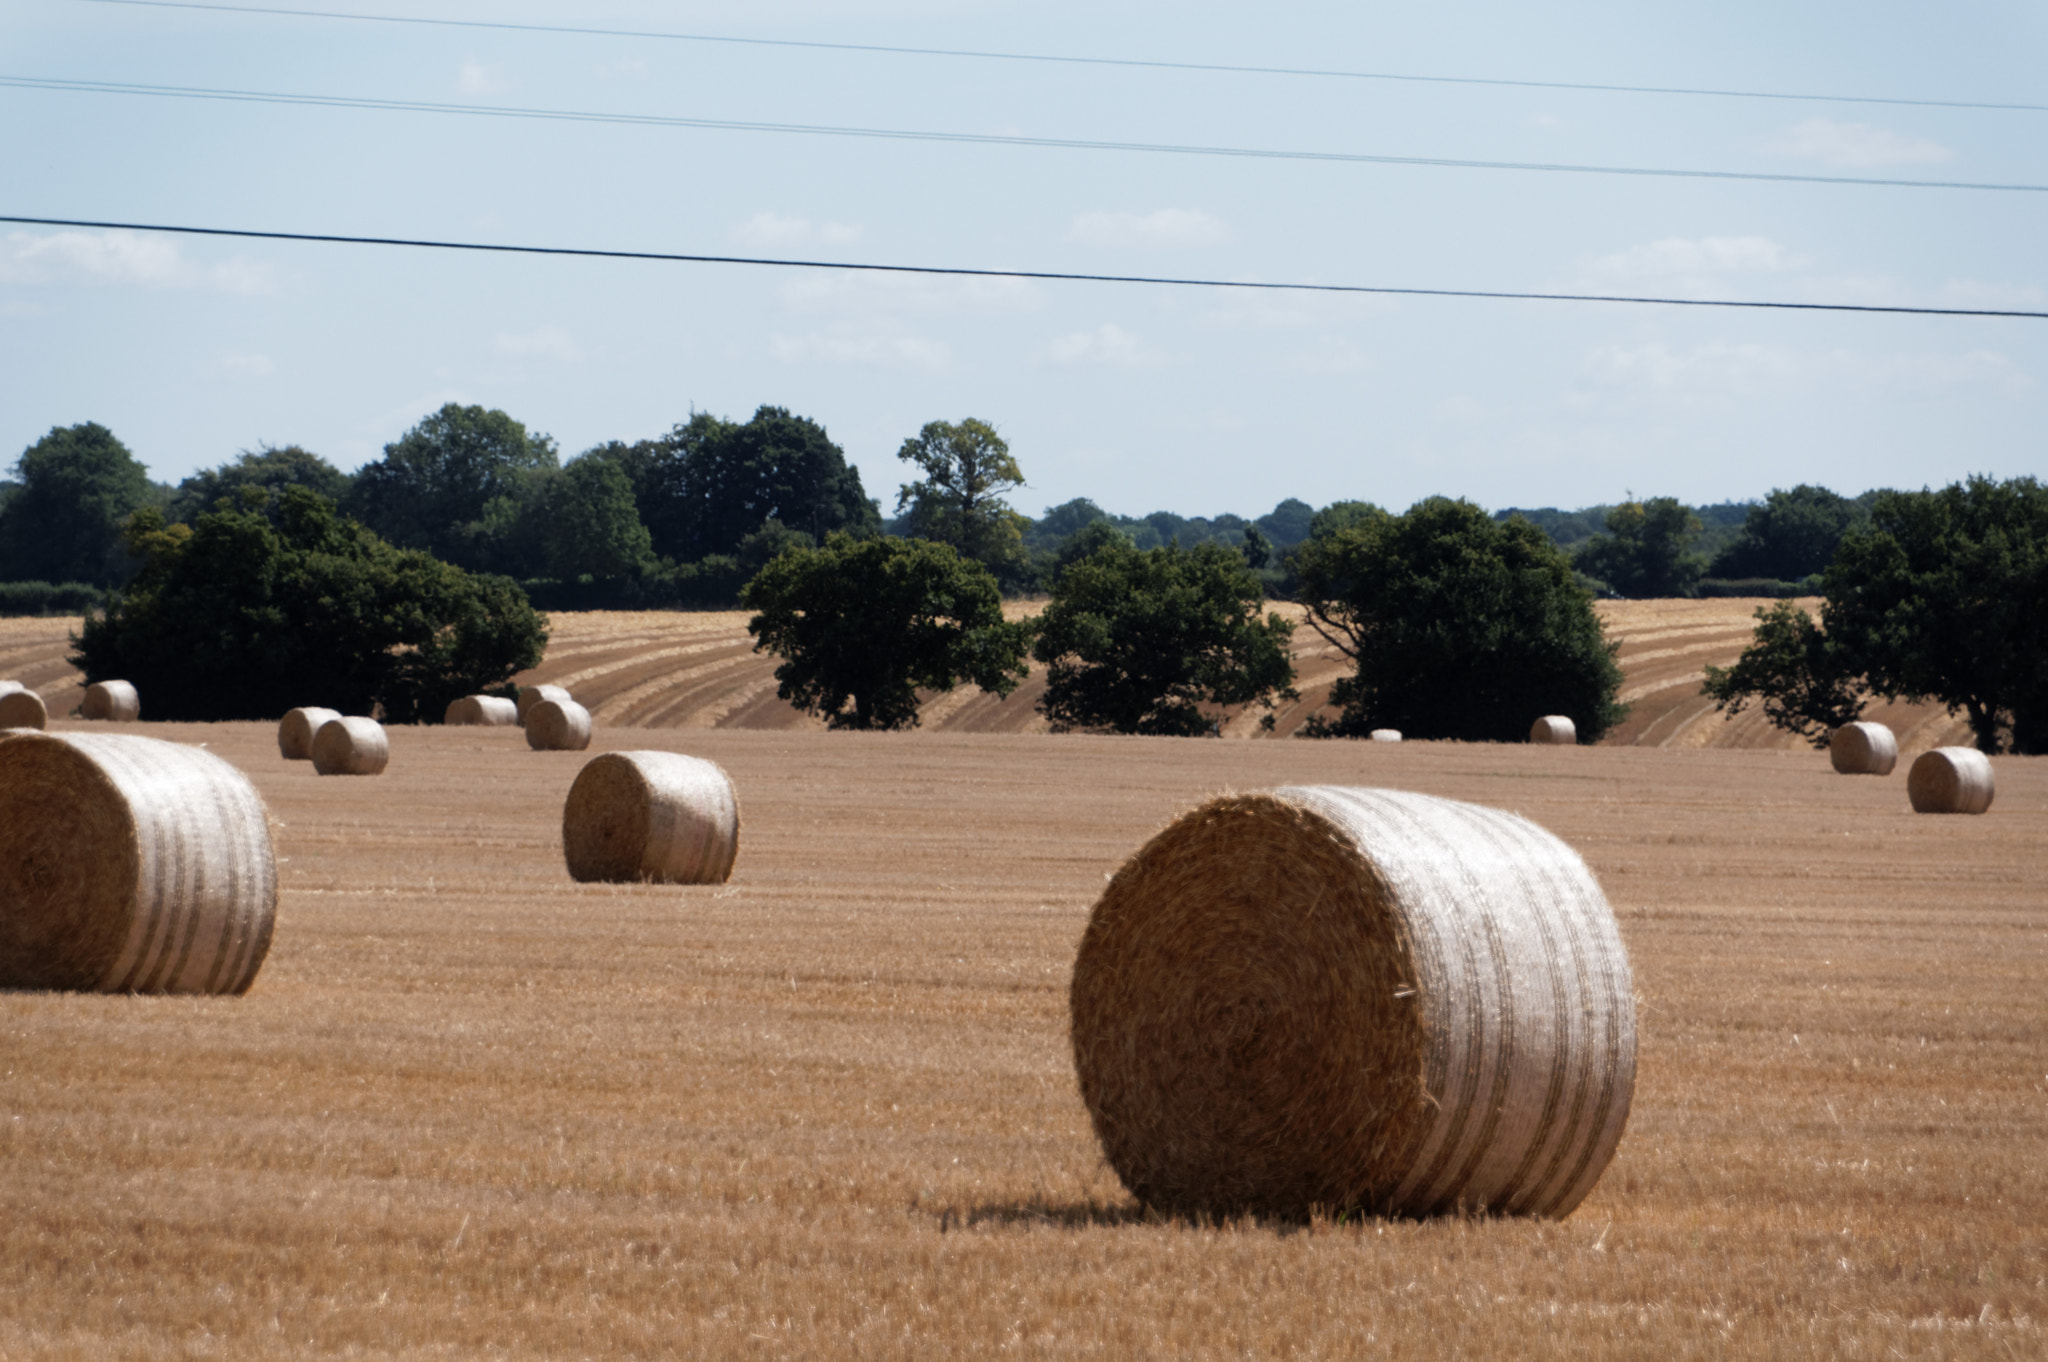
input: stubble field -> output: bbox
[1,713,2043,1359]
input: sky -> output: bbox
[3,0,2044,520]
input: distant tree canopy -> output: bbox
[167,444,352,526]
[741,534,1032,731]
[1707,484,1866,582]
[1574,497,1706,598]
[1295,498,1626,742]
[74,486,546,723]
[1034,539,1295,735]
[895,418,1028,580]
[1705,476,2048,754]
[346,404,560,569]
[0,422,155,587]
[543,455,653,581]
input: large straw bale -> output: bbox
[1369,729,1402,743]
[1071,786,1637,1220]
[562,751,740,884]
[525,698,593,752]
[81,680,140,721]
[310,716,389,776]
[516,684,572,725]
[1828,721,1898,776]
[0,731,277,993]
[1529,715,1577,745]
[1907,746,1994,814]
[445,695,519,727]
[277,706,342,760]
[0,688,47,730]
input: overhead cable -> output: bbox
[3,215,2041,320]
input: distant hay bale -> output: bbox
[445,695,519,727]
[1071,786,1637,1221]
[80,680,140,721]
[1369,729,1402,743]
[0,688,47,730]
[516,684,572,725]
[1907,747,1994,815]
[1828,721,1898,776]
[277,706,342,760]
[562,751,740,884]
[525,698,593,752]
[1530,715,1577,745]
[0,731,277,993]
[310,716,389,776]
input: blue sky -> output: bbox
[3,0,2044,519]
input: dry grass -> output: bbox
[1,722,2042,1358]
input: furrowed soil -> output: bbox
[2,719,2042,1359]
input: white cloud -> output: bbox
[732,212,863,249]
[1064,209,1233,249]
[493,326,581,362]
[1583,236,1800,281]
[457,61,509,96]
[1581,341,2030,401]
[1284,335,1375,375]
[220,353,275,378]
[1762,118,1953,168]
[1046,323,1164,368]
[775,271,1042,316]
[769,324,952,373]
[0,230,274,293]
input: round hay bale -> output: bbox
[277,706,342,760]
[516,684,572,725]
[80,680,140,722]
[310,716,389,776]
[1828,721,1898,776]
[525,698,592,752]
[0,731,277,993]
[1529,715,1577,745]
[445,695,519,727]
[1907,746,1994,815]
[0,688,47,731]
[0,680,23,698]
[1369,729,1402,743]
[1071,786,1637,1221]
[562,751,740,884]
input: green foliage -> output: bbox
[73,487,547,723]
[1709,485,1866,581]
[741,534,1032,731]
[345,404,560,569]
[167,444,352,525]
[1034,539,1296,736]
[1294,498,1626,742]
[1574,497,1706,597]
[895,418,1029,580]
[0,422,154,586]
[0,580,104,617]
[1701,601,1864,747]
[545,456,654,581]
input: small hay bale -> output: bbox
[1369,729,1402,743]
[277,706,342,760]
[526,698,593,752]
[80,680,140,721]
[1907,746,1994,814]
[562,751,740,884]
[445,695,519,727]
[0,731,277,993]
[1828,721,1898,776]
[1529,715,1577,745]
[1070,786,1637,1221]
[310,716,389,776]
[516,684,572,725]
[0,688,47,731]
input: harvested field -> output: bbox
[1,720,2043,1358]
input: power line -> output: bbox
[4,214,2042,320]
[75,0,2048,116]
[7,76,2046,195]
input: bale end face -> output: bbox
[446,695,519,727]
[81,680,140,722]
[0,689,48,731]
[526,698,593,752]
[516,684,571,725]
[1530,715,1577,745]
[1907,747,1994,814]
[1829,721,1898,776]
[562,751,740,884]
[278,706,342,760]
[310,716,390,776]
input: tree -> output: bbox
[544,456,653,581]
[894,418,1028,575]
[741,534,1032,730]
[73,486,546,723]
[1709,484,1864,582]
[167,444,351,525]
[1294,498,1627,742]
[1699,601,1864,746]
[1705,476,2048,753]
[0,422,154,586]
[346,404,559,569]
[1034,539,1296,735]
[1574,497,1705,597]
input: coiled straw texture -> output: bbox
[1907,747,1994,814]
[310,716,389,776]
[0,687,47,730]
[1070,786,1636,1221]
[0,731,277,993]
[525,698,593,752]
[1829,721,1898,776]
[278,707,342,760]
[446,695,519,727]
[562,751,741,884]
[1529,716,1577,745]
[81,680,141,721]
[517,684,571,725]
